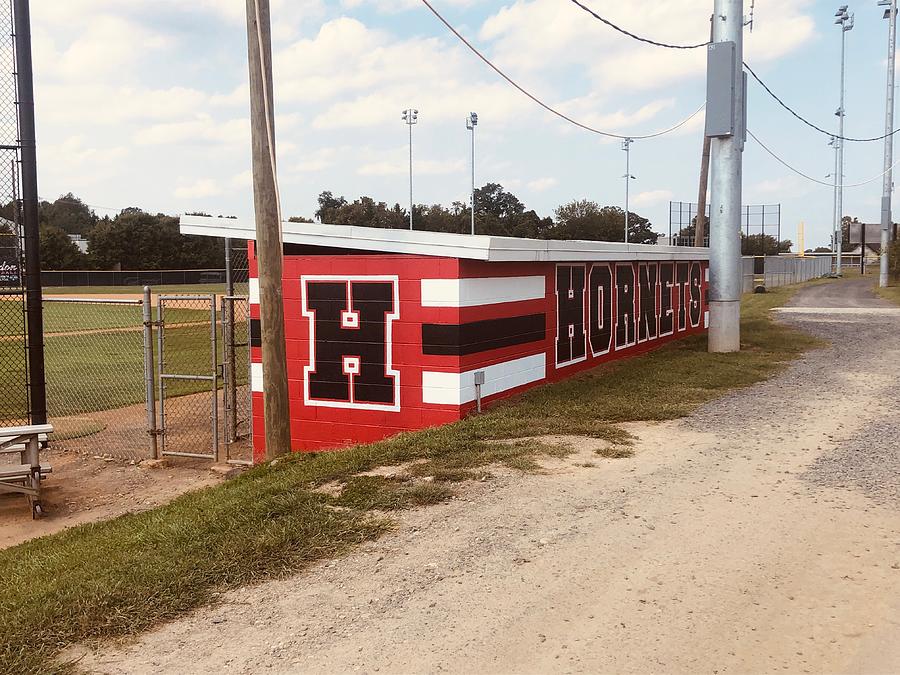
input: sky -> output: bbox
[29,0,900,249]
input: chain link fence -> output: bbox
[43,297,152,461]
[0,288,27,427]
[157,295,218,460]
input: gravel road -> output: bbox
[82,278,900,675]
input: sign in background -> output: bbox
[0,216,20,288]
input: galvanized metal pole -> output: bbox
[707,0,744,353]
[224,238,237,443]
[623,138,632,243]
[831,136,839,268]
[470,121,476,235]
[409,119,414,230]
[880,0,897,288]
[142,286,159,460]
[246,0,292,459]
[836,7,854,275]
[13,0,46,425]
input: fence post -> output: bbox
[142,286,159,460]
[211,294,221,463]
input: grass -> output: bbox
[0,281,827,673]
[874,281,900,305]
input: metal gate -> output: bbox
[157,294,219,460]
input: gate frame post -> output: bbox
[142,286,159,460]
[156,296,166,456]
[210,293,221,463]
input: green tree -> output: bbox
[288,215,314,223]
[546,200,657,244]
[473,183,551,237]
[741,234,793,256]
[40,224,85,270]
[39,193,98,235]
[88,209,223,270]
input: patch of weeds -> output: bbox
[331,476,410,511]
[404,483,455,506]
[330,476,455,512]
[595,446,635,459]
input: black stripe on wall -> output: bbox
[250,318,261,348]
[422,313,546,356]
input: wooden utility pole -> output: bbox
[245,0,291,459]
[695,136,711,246]
[695,18,715,249]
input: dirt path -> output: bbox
[82,279,900,674]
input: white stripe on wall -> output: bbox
[420,276,545,308]
[251,362,264,392]
[422,353,547,405]
[249,278,260,305]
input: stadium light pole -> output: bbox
[835,4,854,275]
[402,108,418,230]
[878,0,897,288]
[466,112,478,235]
[622,137,634,243]
[707,0,744,353]
[828,135,840,260]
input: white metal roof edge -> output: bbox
[180,215,709,262]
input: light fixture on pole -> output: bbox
[877,0,897,288]
[402,108,418,230]
[622,137,634,243]
[466,112,478,235]
[834,4,854,275]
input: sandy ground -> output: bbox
[0,451,222,550]
[79,278,900,674]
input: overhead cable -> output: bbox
[566,0,711,49]
[743,62,900,143]
[420,0,705,139]
[564,0,900,143]
[747,129,900,188]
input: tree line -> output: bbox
[9,185,818,272]
[4,185,663,270]
[0,194,225,271]
[313,183,658,244]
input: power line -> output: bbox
[566,0,711,49]
[747,128,900,188]
[420,0,706,140]
[564,0,900,143]
[743,62,900,143]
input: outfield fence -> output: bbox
[741,256,831,293]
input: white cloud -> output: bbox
[632,189,674,207]
[135,115,249,147]
[174,179,223,199]
[358,157,465,177]
[527,177,558,192]
[481,0,814,91]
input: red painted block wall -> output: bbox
[250,249,708,461]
